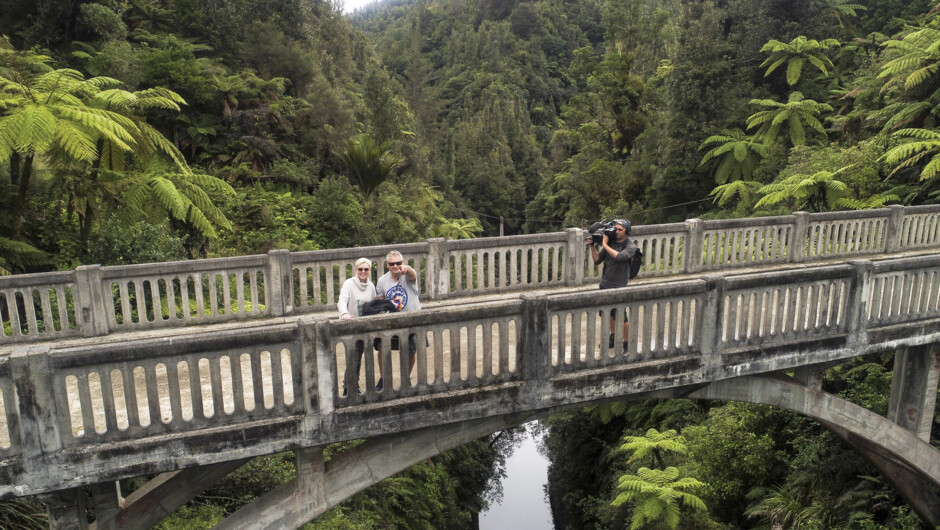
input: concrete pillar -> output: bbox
[295,447,327,508]
[266,249,293,317]
[307,316,332,416]
[11,346,62,459]
[90,482,122,530]
[793,366,824,391]
[845,260,872,350]
[425,238,447,301]
[74,265,109,337]
[699,275,726,377]
[684,219,704,274]
[564,228,585,286]
[41,488,88,530]
[887,344,940,442]
[791,211,809,263]
[520,293,549,382]
[884,204,906,254]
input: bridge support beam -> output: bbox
[88,459,250,530]
[40,488,88,530]
[89,482,122,530]
[887,344,939,442]
[689,375,940,527]
[215,412,536,529]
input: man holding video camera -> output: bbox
[587,219,637,347]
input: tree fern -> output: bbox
[747,92,832,147]
[619,428,688,467]
[0,49,212,244]
[882,127,940,180]
[698,129,768,184]
[760,36,840,86]
[613,466,707,530]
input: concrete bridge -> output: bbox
[1,205,939,528]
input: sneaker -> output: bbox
[375,378,384,392]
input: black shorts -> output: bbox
[600,284,629,322]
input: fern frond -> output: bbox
[786,58,804,85]
[53,119,96,162]
[94,89,138,109]
[14,104,56,153]
[139,122,190,173]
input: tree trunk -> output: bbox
[9,152,20,186]
[11,154,34,239]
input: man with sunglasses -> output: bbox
[587,219,637,347]
[375,251,422,388]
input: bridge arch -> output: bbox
[100,369,938,530]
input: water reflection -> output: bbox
[479,423,553,529]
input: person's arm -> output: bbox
[606,238,636,261]
[588,238,604,264]
[337,281,352,320]
[402,264,417,282]
[601,234,618,259]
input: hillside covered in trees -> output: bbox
[1,0,939,527]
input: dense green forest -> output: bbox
[2,0,940,527]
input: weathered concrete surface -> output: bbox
[213,413,537,529]
[887,344,939,442]
[89,459,250,530]
[1,248,937,528]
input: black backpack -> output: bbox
[629,241,643,279]
[360,299,399,316]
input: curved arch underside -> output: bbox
[687,375,940,526]
[687,375,940,486]
[106,375,939,529]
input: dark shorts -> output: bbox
[600,284,629,322]
[390,333,419,357]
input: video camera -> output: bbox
[587,219,631,245]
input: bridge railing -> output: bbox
[2,205,939,345]
[1,253,938,495]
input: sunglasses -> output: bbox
[388,261,403,266]
[357,267,370,272]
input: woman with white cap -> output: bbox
[337,258,377,395]
[338,257,377,320]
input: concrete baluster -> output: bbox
[266,249,293,317]
[520,293,550,383]
[791,211,809,263]
[700,275,726,377]
[884,204,906,253]
[425,238,447,301]
[74,265,109,337]
[564,228,585,286]
[845,260,873,351]
[685,219,704,274]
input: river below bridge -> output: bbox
[479,422,553,529]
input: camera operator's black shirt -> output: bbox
[596,237,637,289]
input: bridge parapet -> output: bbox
[2,205,940,346]
[0,253,938,498]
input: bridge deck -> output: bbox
[1,206,939,501]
